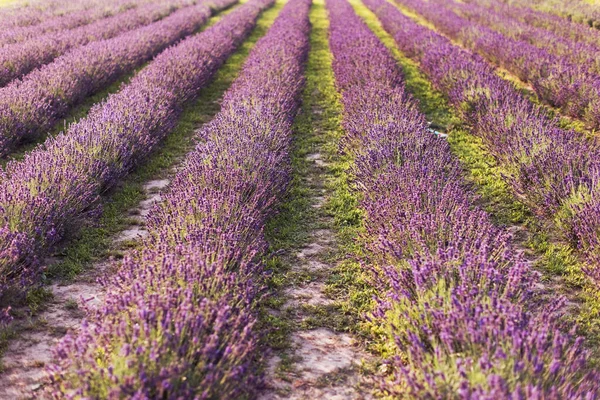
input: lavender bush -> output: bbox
[365,0,600,281]
[46,0,311,396]
[328,0,599,396]
[394,0,600,128]
[507,0,600,30]
[0,0,144,47]
[0,0,232,155]
[462,0,600,50]
[0,0,195,87]
[0,0,271,325]
[0,0,139,32]
[440,0,600,77]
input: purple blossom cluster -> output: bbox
[0,0,195,87]
[0,0,266,326]
[0,0,142,47]
[328,0,599,397]
[394,0,600,128]
[0,1,222,156]
[367,0,600,279]
[46,0,310,397]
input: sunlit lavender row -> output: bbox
[0,0,144,46]
[45,0,309,396]
[0,0,199,87]
[0,0,139,32]
[460,0,600,50]
[441,0,600,77]
[394,0,600,128]
[508,0,600,30]
[328,0,599,396]
[0,0,227,155]
[366,0,600,280]
[0,0,267,325]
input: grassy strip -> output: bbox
[350,0,600,352]
[261,0,339,373]
[45,0,285,282]
[260,0,378,379]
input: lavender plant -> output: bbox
[0,0,271,326]
[0,0,230,156]
[465,0,600,50]
[440,0,600,77]
[394,0,600,128]
[506,0,600,30]
[0,0,145,47]
[0,0,139,32]
[328,0,599,396]
[364,0,600,282]
[0,0,194,87]
[46,0,311,396]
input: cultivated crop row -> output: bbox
[0,0,142,47]
[0,0,196,87]
[461,0,600,50]
[394,0,600,128]
[0,0,230,156]
[511,0,600,30]
[439,0,600,77]
[46,0,310,397]
[0,0,137,31]
[365,0,600,279]
[0,0,271,325]
[328,0,598,396]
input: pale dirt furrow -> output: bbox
[260,146,374,399]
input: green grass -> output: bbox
[260,0,339,367]
[294,0,379,352]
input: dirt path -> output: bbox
[260,145,373,400]
[259,4,375,397]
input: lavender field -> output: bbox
[0,0,599,398]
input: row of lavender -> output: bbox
[395,0,600,129]
[0,0,142,46]
[439,0,600,77]
[46,0,310,397]
[0,0,226,156]
[328,0,598,397]
[0,0,137,31]
[513,0,600,30]
[0,0,268,325]
[461,0,600,50]
[366,0,600,278]
[0,0,197,88]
